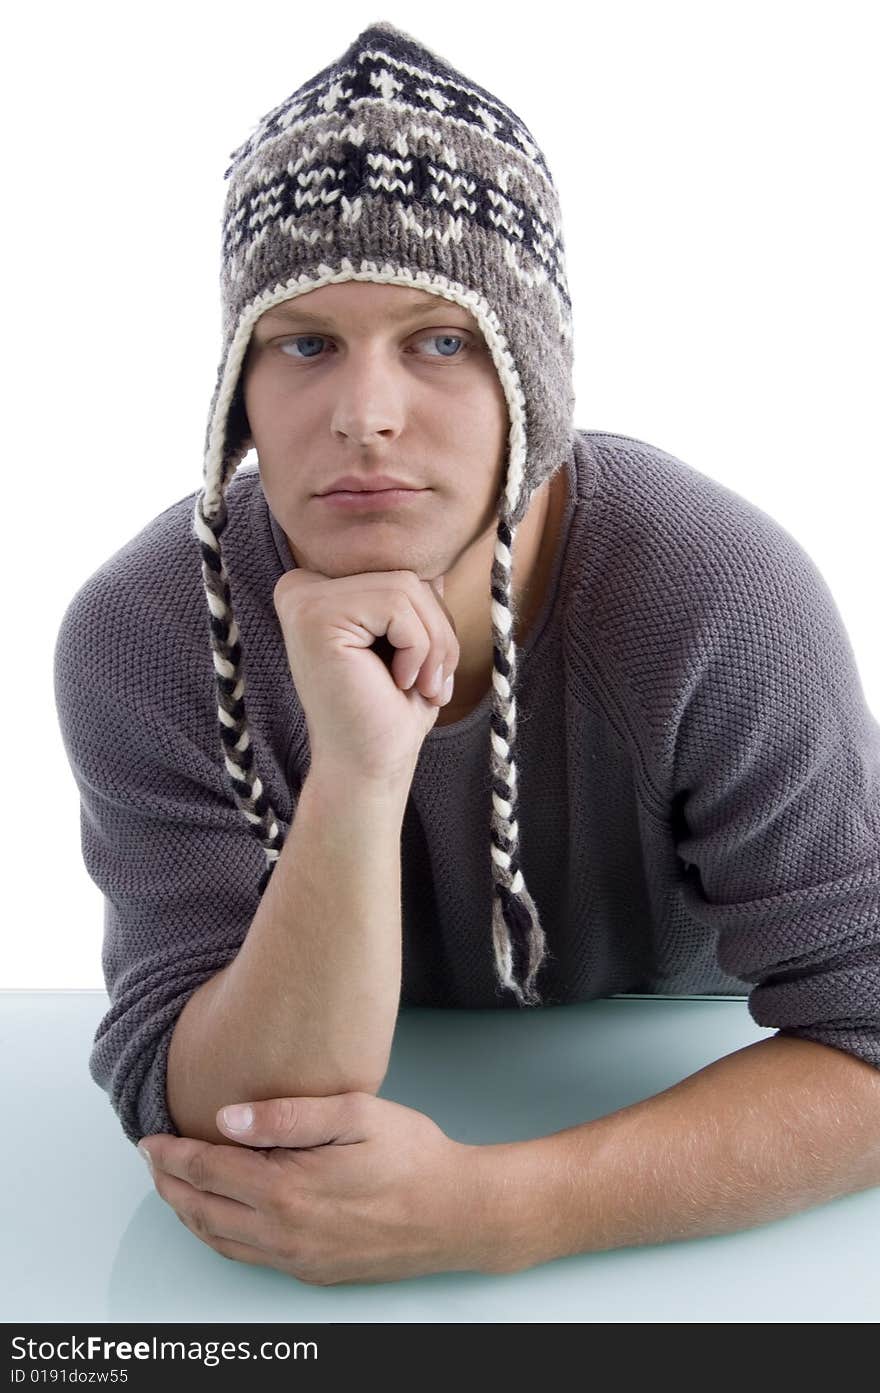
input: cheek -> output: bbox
[458,379,509,442]
[242,354,292,420]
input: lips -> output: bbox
[318,488,428,511]
[320,475,420,494]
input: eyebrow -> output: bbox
[260,299,473,328]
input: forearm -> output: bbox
[474,1035,880,1272]
[166,764,410,1144]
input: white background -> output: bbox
[7,0,877,986]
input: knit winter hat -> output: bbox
[193,20,576,1006]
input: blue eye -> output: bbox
[423,334,465,357]
[280,335,325,359]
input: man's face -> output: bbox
[241,280,509,581]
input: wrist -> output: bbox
[304,760,413,810]
[460,1138,561,1277]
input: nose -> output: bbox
[329,349,407,445]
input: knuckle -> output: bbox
[186,1202,214,1242]
[183,1148,211,1192]
[273,1187,304,1228]
[386,572,410,597]
[274,1221,305,1261]
[274,570,315,617]
[271,1096,300,1137]
[273,574,295,608]
[390,593,414,624]
[292,1249,327,1285]
[345,1090,374,1125]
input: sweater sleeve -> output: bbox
[671,518,880,1070]
[53,573,275,1146]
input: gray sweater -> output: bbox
[53,430,880,1145]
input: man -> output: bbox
[53,22,880,1285]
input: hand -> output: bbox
[272,569,459,784]
[138,1091,500,1286]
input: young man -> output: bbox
[53,22,880,1284]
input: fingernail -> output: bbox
[138,1144,153,1172]
[436,575,445,594]
[428,664,444,698]
[441,673,454,704]
[222,1104,254,1132]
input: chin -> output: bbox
[293,543,441,582]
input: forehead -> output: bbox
[256,281,478,327]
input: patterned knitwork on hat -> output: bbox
[53,431,880,1145]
